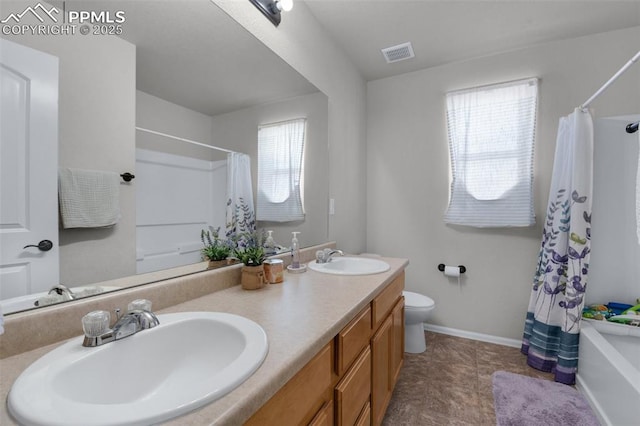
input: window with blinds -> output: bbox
[257,118,306,222]
[444,78,538,227]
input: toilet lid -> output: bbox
[403,291,435,309]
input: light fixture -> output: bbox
[249,0,293,27]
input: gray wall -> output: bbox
[366,26,640,340]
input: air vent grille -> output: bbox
[381,42,415,63]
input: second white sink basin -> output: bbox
[8,312,268,426]
[308,256,390,275]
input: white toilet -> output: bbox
[403,291,435,353]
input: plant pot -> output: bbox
[207,258,238,269]
[241,265,266,290]
[207,260,227,269]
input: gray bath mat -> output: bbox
[492,371,600,426]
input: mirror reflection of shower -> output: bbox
[135,125,238,274]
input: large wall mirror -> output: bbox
[0,0,329,315]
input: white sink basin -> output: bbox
[308,256,390,275]
[8,312,268,426]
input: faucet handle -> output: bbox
[137,310,160,329]
[128,299,152,312]
[82,310,111,338]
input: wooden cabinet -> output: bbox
[335,346,371,425]
[390,298,404,387]
[371,315,392,426]
[309,401,334,426]
[245,342,335,426]
[355,402,371,426]
[244,271,405,426]
[336,305,372,376]
[371,297,405,425]
[372,272,404,328]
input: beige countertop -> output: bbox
[0,257,408,425]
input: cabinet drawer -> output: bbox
[308,400,334,426]
[336,305,371,376]
[335,346,372,426]
[372,271,404,328]
[245,342,334,426]
[355,402,371,426]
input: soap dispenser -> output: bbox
[291,232,300,268]
[287,231,306,273]
[265,230,276,255]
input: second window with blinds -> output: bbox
[257,118,306,222]
[444,78,539,227]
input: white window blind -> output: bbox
[444,78,538,227]
[257,118,306,222]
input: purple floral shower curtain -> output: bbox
[521,109,593,385]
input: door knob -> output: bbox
[23,240,53,252]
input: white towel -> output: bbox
[58,168,121,228]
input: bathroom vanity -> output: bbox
[0,247,408,425]
[245,270,404,426]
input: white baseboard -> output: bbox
[423,323,522,348]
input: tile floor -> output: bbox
[383,331,555,425]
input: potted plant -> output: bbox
[233,230,267,290]
[201,226,232,269]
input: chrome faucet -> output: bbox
[82,300,159,347]
[34,284,75,307]
[316,248,344,264]
[49,284,75,300]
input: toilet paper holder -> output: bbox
[438,264,466,274]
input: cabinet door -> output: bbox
[335,346,371,426]
[371,315,392,426]
[390,297,404,388]
[245,342,334,426]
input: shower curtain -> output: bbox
[521,109,593,385]
[226,152,256,243]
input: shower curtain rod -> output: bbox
[135,126,236,154]
[579,50,640,111]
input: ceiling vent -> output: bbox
[381,42,415,64]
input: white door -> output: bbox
[0,39,59,300]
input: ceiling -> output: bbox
[303,0,640,81]
[64,0,640,115]
[74,0,319,117]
